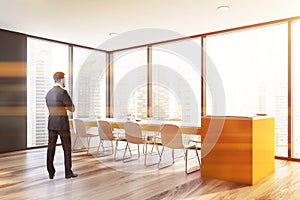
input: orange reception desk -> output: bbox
[200,116,274,185]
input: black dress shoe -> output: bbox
[49,174,55,179]
[65,173,78,179]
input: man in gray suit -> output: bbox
[46,71,78,179]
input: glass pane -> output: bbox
[205,23,288,157]
[113,48,147,119]
[73,47,106,119]
[292,20,300,159]
[152,39,201,126]
[27,38,69,147]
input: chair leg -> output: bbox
[142,144,146,154]
[158,146,165,169]
[150,144,155,154]
[101,140,105,152]
[144,144,161,167]
[123,142,128,160]
[185,148,201,174]
[87,137,91,155]
[172,149,175,164]
[128,144,132,156]
[87,137,89,155]
[137,144,140,159]
[150,143,161,156]
[114,140,131,161]
[113,140,118,159]
[123,142,131,161]
[156,144,161,157]
[158,147,178,169]
[144,144,148,166]
[97,140,103,153]
[185,149,188,174]
[72,136,78,151]
[123,143,138,162]
[110,141,113,154]
[195,148,201,166]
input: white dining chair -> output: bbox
[72,119,98,155]
[123,121,158,166]
[158,124,201,174]
[97,120,127,160]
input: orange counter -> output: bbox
[200,116,274,185]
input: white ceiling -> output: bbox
[1,0,300,51]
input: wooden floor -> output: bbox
[1,145,300,200]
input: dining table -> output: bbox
[70,118,202,135]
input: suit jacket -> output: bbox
[46,86,75,130]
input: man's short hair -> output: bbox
[53,72,65,83]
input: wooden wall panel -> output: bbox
[0,29,27,153]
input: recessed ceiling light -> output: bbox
[109,32,118,37]
[217,5,230,11]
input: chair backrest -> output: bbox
[73,119,87,136]
[124,121,144,144]
[160,124,184,149]
[97,120,115,140]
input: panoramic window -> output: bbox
[113,48,147,119]
[205,23,288,157]
[73,47,106,119]
[292,20,300,159]
[152,39,201,126]
[27,38,69,147]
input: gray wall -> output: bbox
[0,29,27,153]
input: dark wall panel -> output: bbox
[0,29,27,153]
[0,116,27,152]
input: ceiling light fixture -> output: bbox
[217,5,230,11]
[109,32,118,37]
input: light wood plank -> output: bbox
[0,147,300,199]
